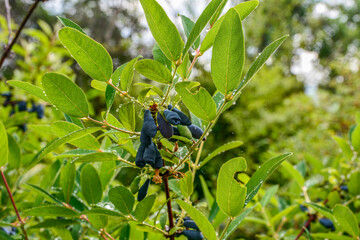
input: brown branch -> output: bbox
[0,0,43,73]
[295,214,316,240]
[4,0,12,43]
[1,168,28,240]
[163,175,175,240]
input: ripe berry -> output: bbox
[154,146,163,169]
[340,185,348,192]
[143,110,157,138]
[187,124,203,139]
[319,218,335,231]
[182,230,204,240]
[168,105,192,126]
[157,112,173,138]
[164,109,181,125]
[144,142,156,166]
[135,144,146,168]
[138,179,150,201]
[183,219,199,231]
[299,204,308,212]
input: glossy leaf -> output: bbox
[25,206,79,217]
[52,121,100,150]
[180,171,193,198]
[211,9,244,94]
[134,194,156,222]
[200,0,259,54]
[120,57,141,91]
[106,64,127,110]
[80,164,103,205]
[74,152,118,163]
[59,27,113,81]
[135,59,172,84]
[201,141,243,167]
[118,102,136,131]
[333,205,359,237]
[175,200,217,240]
[57,16,85,34]
[7,80,49,102]
[181,15,200,50]
[152,43,172,71]
[24,184,62,204]
[42,73,89,118]
[175,82,217,121]
[140,0,184,62]
[108,186,135,215]
[0,120,8,167]
[182,0,223,56]
[61,161,76,203]
[245,153,292,206]
[217,157,247,217]
[348,171,360,195]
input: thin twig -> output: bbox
[219,217,233,240]
[4,0,12,43]
[0,0,42,72]
[163,175,175,240]
[160,65,179,106]
[184,49,201,81]
[85,116,140,136]
[106,80,146,108]
[1,168,28,240]
[294,214,316,240]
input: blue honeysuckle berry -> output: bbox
[36,104,45,119]
[135,144,146,168]
[182,230,204,240]
[183,219,199,231]
[187,124,203,139]
[17,101,27,111]
[157,112,173,138]
[168,105,192,126]
[143,109,158,138]
[144,142,156,166]
[319,218,335,231]
[138,179,151,202]
[154,145,163,169]
[340,185,348,192]
[299,204,308,212]
[140,128,152,147]
[164,109,181,125]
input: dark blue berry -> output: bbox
[143,110,157,138]
[299,204,308,212]
[187,124,203,139]
[140,129,152,147]
[135,144,146,168]
[173,127,180,136]
[319,218,335,231]
[182,230,204,240]
[183,219,199,231]
[143,142,156,166]
[157,113,173,138]
[154,146,163,169]
[36,104,45,119]
[340,185,348,192]
[138,179,150,201]
[164,109,181,125]
[168,105,192,126]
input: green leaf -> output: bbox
[240,35,289,90]
[199,175,214,210]
[135,83,164,97]
[52,121,100,150]
[311,233,354,240]
[0,121,8,167]
[201,141,243,167]
[99,161,116,190]
[74,152,118,163]
[200,0,259,54]
[175,200,217,240]
[106,64,127,111]
[209,0,228,26]
[179,171,193,198]
[175,82,217,121]
[120,57,141,91]
[177,53,191,79]
[152,43,172,71]
[303,202,333,220]
[180,15,200,50]
[58,27,113,81]
[30,219,77,229]
[270,205,297,224]
[211,8,245,95]
[108,186,135,215]
[213,91,225,111]
[118,102,136,131]
[134,194,156,222]
[82,208,125,217]
[140,0,184,62]
[135,59,172,84]
[281,161,304,188]
[7,134,20,169]
[61,161,76,203]
[348,171,360,195]
[7,80,49,102]
[182,0,224,56]
[217,157,247,217]
[91,80,107,91]
[221,204,257,240]
[245,153,292,206]
[25,206,79,217]
[24,184,62,204]
[333,136,353,160]
[57,16,85,34]
[333,204,359,237]
[42,73,89,118]
[80,164,103,205]
[351,124,360,151]
[260,185,278,207]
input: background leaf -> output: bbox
[200,141,243,167]
[0,120,8,167]
[108,186,135,215]
[134,194,156,222]
[25,206,79,217]
[57,16,85,34]
[118,102,136,131]
[61,161,76,203]
[74,152,118,163]
[42,73,89,118]
[333,204,359,237]
[7,80,49,102]
[179,171,193,198]
[80,164,103,205]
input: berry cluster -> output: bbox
[175,217,203,240]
